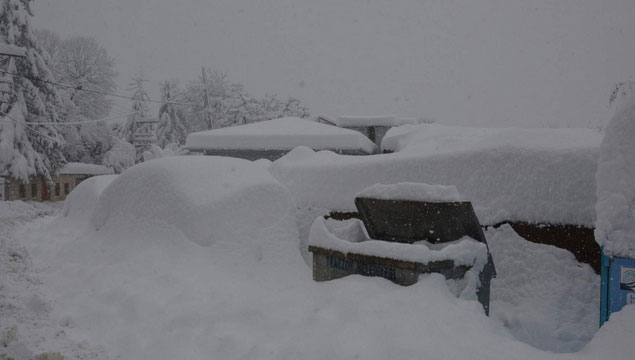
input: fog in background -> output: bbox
[34,0,635,128]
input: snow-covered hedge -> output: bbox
[271,125,602,226]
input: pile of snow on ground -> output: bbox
[11,160,635,359]
[1,201,112,360]
[487,225,599,353]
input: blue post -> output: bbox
[600,248,610,327]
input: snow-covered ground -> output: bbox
[0,201,113,360]
[0,155,632,360]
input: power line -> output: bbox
[3,112,63,144]
[2,112,133,151]
[0,112,138,125]
[0,69,199,106]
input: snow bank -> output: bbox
[576,305,635,358]
[61,175,117,226]
[185,117,377,154]
[271,124,601,226]
[595,94,635,257]
[59,162,113,176]
[356,182,462,202]
[16,161,635,359]
[91,156,296,248]
[486,225,599,353]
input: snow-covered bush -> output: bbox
[102,139,135,173]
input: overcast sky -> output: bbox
[33,0,635,128]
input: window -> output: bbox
[31,183,37,198]
[19,184,26,198]
[54,183,60,196]
[64,183,70,195]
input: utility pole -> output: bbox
[201,66,214,130]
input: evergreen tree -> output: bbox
[0,0,65,181]
[156,79,187,147]
[119,72,151,143]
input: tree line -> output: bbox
[0,0,309,181]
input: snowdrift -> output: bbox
[15,154,635,360]
[91,156,296,247]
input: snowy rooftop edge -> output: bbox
[185,117,377,153]
[59,163,113,175]
[334,115,418,127]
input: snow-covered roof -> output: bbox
[334,115,418,127]
[186,117,377,154]
[59,163,113,176]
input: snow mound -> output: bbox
[62,175,117,226]
[91,156,296,247]
[356,182,461,202]
[486,225,599,353]
[595,94,635,257]
[579,305,635,358]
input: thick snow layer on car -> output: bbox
[595,96,635,257]
[271,125,601,226]
[58,162,113,175]
[185,117,377,154]
[91,156,297,248]
[356,182,462,202]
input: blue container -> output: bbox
[600,249,635,326]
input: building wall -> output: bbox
[2,174,91,202]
